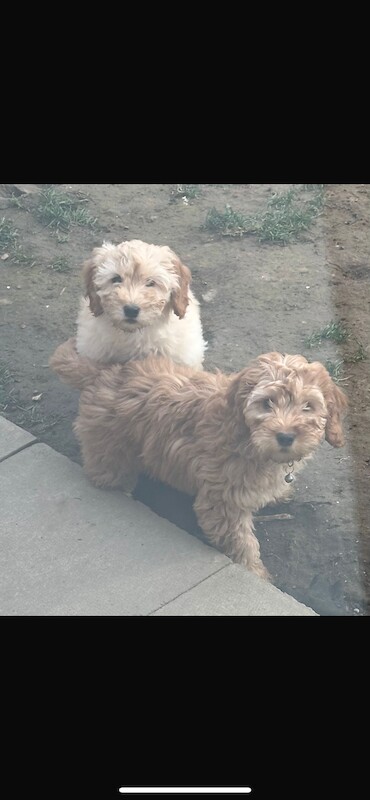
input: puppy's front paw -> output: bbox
[121,475,138,495]
[253,562,273,582]
[244,560,272,582]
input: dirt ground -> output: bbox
[1,183,369,616]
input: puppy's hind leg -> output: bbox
[194,486,272,581]
[78,433,140,494]
[86,451,139,494]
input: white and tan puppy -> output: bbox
[76,239,206,368]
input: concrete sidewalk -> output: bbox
[0,416,317,616]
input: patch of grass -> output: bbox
[324,359,344,383]
[0,217,18,250]
[11,246,36,266]
[305,323,367,369]
[8,194,25,209]
[305,320,350,348]
[0,218,35,265]
[249,185,324,243]
[303,183,325,192]
[204,205,249,236]
[49,256,71,274]
[203,184,325,243]
[345,342,368,363]
[56,230,70,244]
[36,187,97,230]
[180,184,200,199]
[170,184,201,202]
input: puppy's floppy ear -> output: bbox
[307,362,348,447]
[170,257,191,319]
[227,356,272,412]
[82,255,103,317]
[323,379,348,447]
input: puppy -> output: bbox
[50,341,347,581]
[76,239,206,368]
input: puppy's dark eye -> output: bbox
[303,403,312,412]
[146,279,156,287]
[112,275,122,284]
[263,398,273,411]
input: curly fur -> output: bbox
[50,341,348,580]
[76,239,206,368]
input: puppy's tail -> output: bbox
[49,337,99,390]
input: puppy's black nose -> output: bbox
[123,304,140,318]
[276,432,295,447]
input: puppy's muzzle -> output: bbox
[123,304,140,321]
[276,432,295,448]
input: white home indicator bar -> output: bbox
[119,790,252,795]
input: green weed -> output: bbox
[8,194,25,209]
[324,359,345,383]
[0,217,35,264]
[36,188,97,230]
[305,320,349,348]
[204,205,249,236]
[49,256,71,274]
[56,230,70,244]
[248,185,324,243]
[0,217,18,250]
[171,184,201,202]
[204,184,324,243]
[345,342,367,363]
